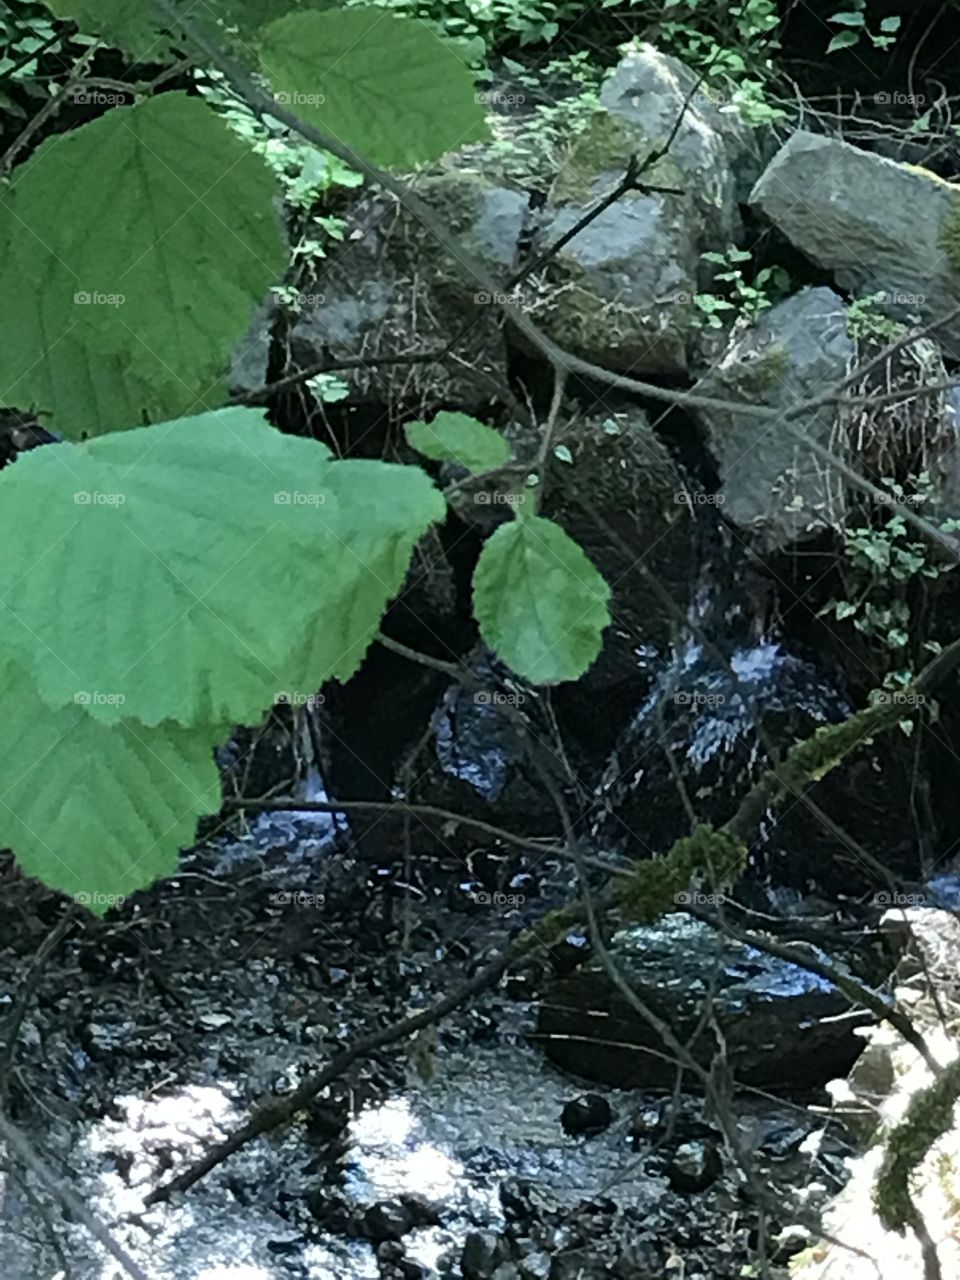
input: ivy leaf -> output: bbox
[472,516,611,684]
[0,661,222,909]
[406,412,511,474]
[259,9,489,169]
[0,94,285,436]
[0,407,445,727]
[830,10,866,24]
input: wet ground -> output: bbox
[0,808,856,1279]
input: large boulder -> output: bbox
[525,46,751,376]
[691,286,854,550]
[538,914,872,1091]
[289,173,525,416]
[750,131,960,361]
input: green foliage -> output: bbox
[41,0,291,56]
[472,514,611,684]
[845,292,908,342]
[0,407,446,728]
[820,492,955,663]
[349,0,573,61]
[827,2,901,54]
[695,248,790,329]
[0,93,286,435]
[1,1,65,115]
[0,3,616,912]
[406,411,511,473]
[259,9,489,169]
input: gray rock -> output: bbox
[600,44,756,234]
[527,44,749,376]
[750,131,960,360]
[691,286,854,550]
[290,174,523,415]
[538,914,873,1090]
[227,297,275,400]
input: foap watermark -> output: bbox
[73,89,129,106]
[676,490,725,507]
[675,890,727,907]
[474,290,521,306]
[674,691,725,707]
[275,491,326,506]
[474,90,526,107]
[874,491,926,506]
[270,890,326,907]
[474,491,526,508]
[75,490,125,506]
[74,290,125,307]
[275,690,325,708]
[471,890,525,907]
[874,91,925,106]
[274,91,326,107]
[474,690,526,707]
[874,890,926,907]
[75,891,125,909]
[875,690,926,707]
[874,288,926,307]
[75,691,126,707]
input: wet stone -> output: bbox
[461,1229,502,1279]
[666,1140,722,1193]
[366,1199,415,1242]
[560,1094,613,1137]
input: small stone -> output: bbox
[461,1229,500,1279]
[666,1140,722,1193]
[519,1252,552,1280]
[365,1199,414,1243]
[561,1093,613,1137]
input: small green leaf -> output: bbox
[406,411,511,474]
[472,516,611,684]
[827,30,861,50]
[259,9,489,169]
[879,15,901,32]
[830,11,866,25]
[834,600,858,620]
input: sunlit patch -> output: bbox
[347,1097,463,1200]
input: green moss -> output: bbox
[938,196,960,274]
[731,343,791,398]
[552,114,686,205]
[618,823,748,923]
[874,1054,960,1233]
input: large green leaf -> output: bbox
[0,661,221,909]
[406,412,511,474]
[0,93,284,436]
[259,9,489,169]
[42,0,295,56]
[472,516,611,684]
[0,407,445,727]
